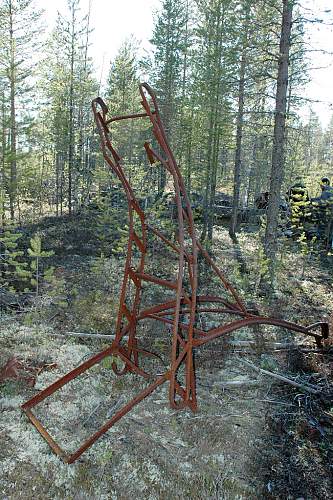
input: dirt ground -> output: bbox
[1,225,333,499]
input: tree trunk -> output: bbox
[230,3,250,237]
[1,93,6,226]
[68,5,75,215]
[230,48,246,236]
[207,102,220,242]
[264,0,293,279]
[9,0,17,221]
[201,109,214,243]
[201,3,224,244]
[77,0,91,210]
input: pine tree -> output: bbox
[193,0,237,243]
[0,0,43,220]
[150,0,189,194]
[39,0,99,215]
[264,0,294,283]
[0,223,31,295]
[28,233,54,296]
[105,38,146,169]
[229,0,251,237]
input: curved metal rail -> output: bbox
[22,83,329,463]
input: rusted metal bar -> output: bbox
[22,346,115,409]
[22,82,329,463]
[23,372,168,464]
[65,373,169,464]
[106,110,155,124]
[24,409,67,460]
[193,317,327,347]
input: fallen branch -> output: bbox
[228,340,306,349]
[49,331,116,340]
[49,333,312,349]
[256,399,295,406]
[240,358,320,395]
[184,413,249,420]
[197,376,261,388]
[219,380,261,387]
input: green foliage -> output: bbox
[94,195,128,256]
[27,233,55,295]
[255,244,270,291]
[146,195,176,239]
[71,289,118,333]
[37,0,100,214]
[0,0,43,220]
[0,225,61,308]
[102,355,122,371]
[0,225,31,294]
[57,253,120,333]
[45,271,68,309]
[89,253,116,289]
[260,354,278,372]
[255,217,270,292]
[297,231,316,257]
[297,230,319,277]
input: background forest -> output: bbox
[0,0,332,224]
[1,1,333,498]
[0,0,332,305]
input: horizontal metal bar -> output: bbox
[106,111,155,124]
[135,272,178,290]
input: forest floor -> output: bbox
[1,213,333,499]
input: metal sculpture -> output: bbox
[21,83,329,463]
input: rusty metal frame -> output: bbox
[22,83,329,463]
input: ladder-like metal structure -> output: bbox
[22,83,329,463]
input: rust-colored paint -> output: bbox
[21,83,329,463]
